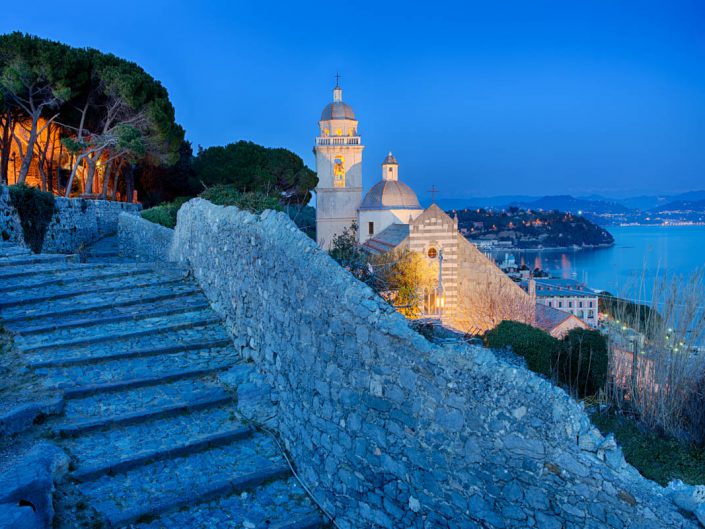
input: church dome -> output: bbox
[359,180,422,211]
[321,101,356,121]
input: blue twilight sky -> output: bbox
[3,0,705,199]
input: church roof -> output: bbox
[321,101,356,121]
[362,223,410,255]
[359,180,422,211]
[383,152,398,165]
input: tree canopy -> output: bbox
[193,141,317,205]
[0,32,184,199]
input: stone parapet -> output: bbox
[118,213,174,262]
[169,198,697,529]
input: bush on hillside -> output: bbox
[329,222,371,283]
[141,185,284,228]
[484,321,558,376]
[285,204,316,240]
[200,185,282,214]
[8,185,56,253]
[141,197,190,228]
[554,328,609,398]
[591,411,705,486]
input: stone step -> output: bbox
[0,269,184,308]
[72,425,252,482]
[56,381,231,436]
[0,243,30,258]
[66,403,250,480]
[77,433,289,527]
[0,264,154,294]
[0,252,76,267]
[0,261,106,281]
[6,293,210,335]
[28,335,233,368]
[39,346,239,394]
[16,308,221,352]
[62,364,233,398]
[134,477,323,529]
[0,282,200,324]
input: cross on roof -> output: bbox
[335,72,341,86]
[428,185,440,203]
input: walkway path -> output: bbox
[0,240,324,528]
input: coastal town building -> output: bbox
[521,278,599,328]
[314,82,534,334]
[534,303,591,338]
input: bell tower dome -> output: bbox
[314,79,364,249]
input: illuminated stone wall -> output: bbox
[169,198,696,529]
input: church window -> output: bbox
[368,222,374,235]
[335,128,342,136]
[324,128,329,136]
[333,155,346,187]
[427,247,438,259]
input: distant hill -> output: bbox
[649,198,705,213]
[454,207,614,249]
[435,191,705,226]
[509,195,631,215]
[432,196,538,210]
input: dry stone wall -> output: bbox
[170,198,697,529]
[118,212,173,262]
[0,186,140,253]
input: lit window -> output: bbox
[336,128,342,136]
[427,247,438,259]
[368,222,374,235]
[324,128,329,136]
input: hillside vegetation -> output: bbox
[455,206,614,249]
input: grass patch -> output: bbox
[591,411,705,486]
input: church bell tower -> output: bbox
[314,80,364,248]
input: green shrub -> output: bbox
[285,204,316,240]
[141,197,190,228]
[484,320,558,376]
[200,185,282,214]
[8,185,56,253]
[554,328,609,398]
[591,411,705,486]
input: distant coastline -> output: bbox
[616,221,705,227]
[470,240,615,252]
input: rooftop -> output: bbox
[359,180,422,211]
[362,223,410,254]
[522,278,598,298]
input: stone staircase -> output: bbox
[0,241,324,528]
